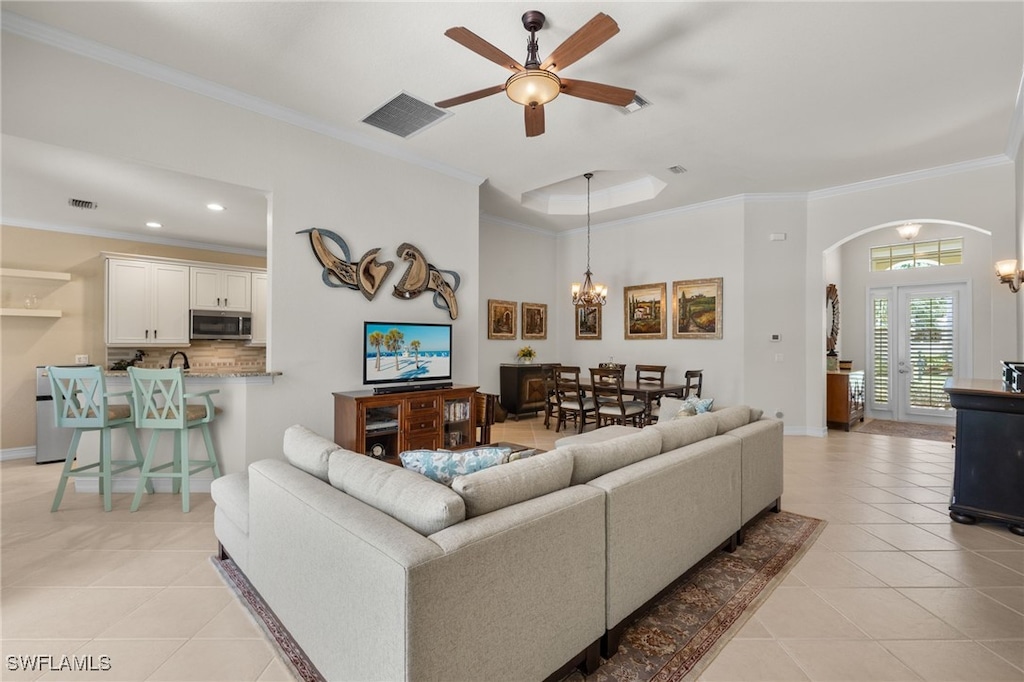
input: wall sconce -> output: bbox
[995,259,1023,293]
[896,223,921,240]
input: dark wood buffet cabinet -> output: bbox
[333,385,477,466]
[499,363,556,420]
[944,378,1024,536]
[826,370,865,431]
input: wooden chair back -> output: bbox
[683,369,704,399]
[48,365,122,429]
[635,364,667,387]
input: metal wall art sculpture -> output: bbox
[296,228,394,301]
[392,243,460,321]
[297,230,460,319]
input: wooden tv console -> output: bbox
[333,384,478,466]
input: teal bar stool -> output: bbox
[128,367,221,512]
[47,365,150,512]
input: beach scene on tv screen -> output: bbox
[365,323,451,382]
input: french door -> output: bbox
[868,283,970,424]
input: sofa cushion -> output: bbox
[282,424,339,482]
[210,471,249,534]
[399,447,511,485]
[655,397,688,422]
[328,450,466,535]
[650,412,718,452]
[714,405,753,434]
[554,425,640,449]
[561,428,663,486]
[750,407,764,422]
[451,449,573,517]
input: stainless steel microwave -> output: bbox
[190,310,252,340]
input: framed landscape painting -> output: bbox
[487,299,517,340]
[672,277,723,339]
[575,304,602,340]
[521,302,547,340]
[623,283,667,340]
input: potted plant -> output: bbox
[516,346,536,364]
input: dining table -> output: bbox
[578,376,687,423]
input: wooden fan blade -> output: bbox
[435,84,505,109]
[540,13,620,72]
[524,104,545,137]
[445,27,525,72]
[560,79,636,106]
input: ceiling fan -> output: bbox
[435,10,636,137]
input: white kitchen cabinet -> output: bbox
[106,259,190,346]
[190,267,251,312]
[249,272,268,346]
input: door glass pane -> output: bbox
[907,295,954,410]
[872,297,890,405]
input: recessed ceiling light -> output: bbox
[206,203,225,212]
[145,221,162,229]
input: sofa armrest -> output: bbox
[723,418,784,525]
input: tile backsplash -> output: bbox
[107,341,266,372]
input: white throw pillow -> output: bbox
[656,397,688,422]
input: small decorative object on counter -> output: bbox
[516,346,536,364]
[826,351,839,372]
[839,359,853,371]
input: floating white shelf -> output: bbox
[0,308,62,318]
[0,268,71,281]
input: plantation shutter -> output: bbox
[871,295,890,406]
[906,294,954,410]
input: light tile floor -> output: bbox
[2,419,1022,681]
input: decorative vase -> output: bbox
[520,357,533,364]
[826,352,839,372]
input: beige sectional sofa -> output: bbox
[211,405,783,681]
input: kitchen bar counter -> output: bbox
[69,370,280,498]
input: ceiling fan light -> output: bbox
[505,70,561,107]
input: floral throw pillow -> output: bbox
[399,447,511,486]
[674,396,714,419]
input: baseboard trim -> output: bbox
[782,426,826,437]
[1,447,36,461]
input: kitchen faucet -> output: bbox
[168,351,190,371]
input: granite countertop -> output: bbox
[105,369,281,378]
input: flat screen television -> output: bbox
[363,321,453,387]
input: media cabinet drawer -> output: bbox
[407,415,439,434]
[407,395,440,412]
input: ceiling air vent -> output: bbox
[668,165,687,175]
[362,92,451,139]
[67,198,98,210]
[619,93,652,114]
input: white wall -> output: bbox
[2,34,481,463]
[805,161,1018,432]
[554,201,748,408]
[1016,138,1024,359]
[477,218,558,394]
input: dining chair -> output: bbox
[47,365,151,512]
[127,366,221,512]
[553,366,597,434]
[590,367,646,428]
[543,365,560,429]
[636,364,668,424]
[683,369,704,399]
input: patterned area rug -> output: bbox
[852,418,955,442]
[212,510,824,682]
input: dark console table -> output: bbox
[499,363,557,420]
[943,378,1024,536]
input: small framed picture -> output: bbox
[623,283,667,340]
[521,302,547,340]
[487,299,517,340]
[672,278,723,339]
[575,304,602,340]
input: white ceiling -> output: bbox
[2,2,1022,253]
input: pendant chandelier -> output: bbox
[571,173,607,306]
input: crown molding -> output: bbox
[479,213,558,237]
[1,11,486,188]
[2,218,267,257]
[808,154,1011,200]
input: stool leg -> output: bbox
[131,432,160,512]
[126,424,154,495]
[51,429,82,512]
[180,430,190,513]
[201,424,221,479]
[100,428,113,512]
[171,431,182,495]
